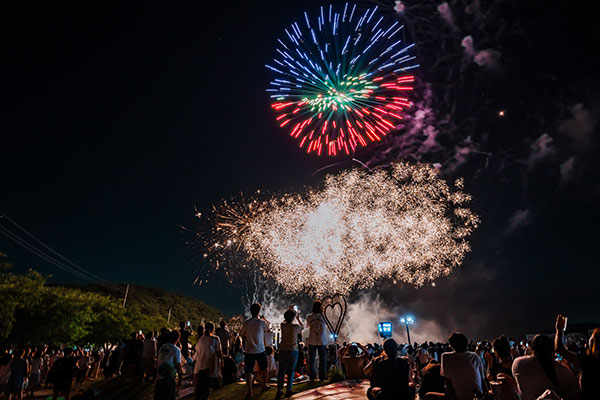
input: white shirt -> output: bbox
[241,317,269,354]
[193,335,222,373]
[441,351,486,400]
[306,313,329,346]
[264,330,274,348]
[512,355,580,400]
[156,343,181,380]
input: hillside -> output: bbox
[64,283,223,328]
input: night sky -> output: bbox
[1,1,599,339]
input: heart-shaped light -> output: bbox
[321,294,347,336]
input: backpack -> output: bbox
[156,362,176,379]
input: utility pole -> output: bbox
[122,284,129,307]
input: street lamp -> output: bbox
[399,316,415,346]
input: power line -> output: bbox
[0,225,99,283]
[0,214,113,285]
[0,214,116,287]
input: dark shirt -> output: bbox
[489,361,513,378]
[157,334,169,354]
[52,356,76,389]
[419,364,446,397]
[124,339,142,364]
[579,353,600,400]
[10,358,28,380]
[180,330,191,358]
[370,356,411,400]
[222,356,237,385]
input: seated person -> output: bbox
[340,343,369,380]
[512,334,579,400]
[265,346,277,379]
[441,332,487,400]
[364,338,411,400]
[419,360,446,399]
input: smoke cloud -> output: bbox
[558,104,597,149]
[528,133,555,167]
[341,294,447,344]
[506,209,531,233]
[474,49,501,69]
[461,36,475,59]
[394,1,405,14]
[437,3,456,30]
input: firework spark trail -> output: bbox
[202,162,478,296]
[266,3,419,156]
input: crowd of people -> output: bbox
[0,305,598,400]
[0,346,102,400]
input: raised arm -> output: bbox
[339,345,350,358]
[554,314,580,369]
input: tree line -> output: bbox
[0,253,222,348]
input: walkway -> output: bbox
[291,380,369,400]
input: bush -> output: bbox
[326,367,345,383]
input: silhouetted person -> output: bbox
[365,338,411,400]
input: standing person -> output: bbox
[28,350,43,397]
[179,322,192,361]
[154,330,184,400]
[156,328,170,356]
[215,321,231,356]
[364,338,411,400]
[51,349,77,400]
[142,331,157,382]
[0,351,13,396]
[231,332,242,361]
[75,351,90,386]
[7,349,28,400]
[306,300,328,381]
[240,303,270,399]
[513,334,579,400]
[440,332,487,400]
[276,308,304,399]
[193,323,222,400]
[555,315,600,400]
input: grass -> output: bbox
[180,380,329,400]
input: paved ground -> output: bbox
[291,380,369,400]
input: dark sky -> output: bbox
[1,1,599,339]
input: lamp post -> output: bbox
[400,316,415,346]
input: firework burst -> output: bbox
[266,3,419,156]
[201,163,478,296]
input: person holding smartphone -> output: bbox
[340,342,369,379]
[276,307,304,399]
